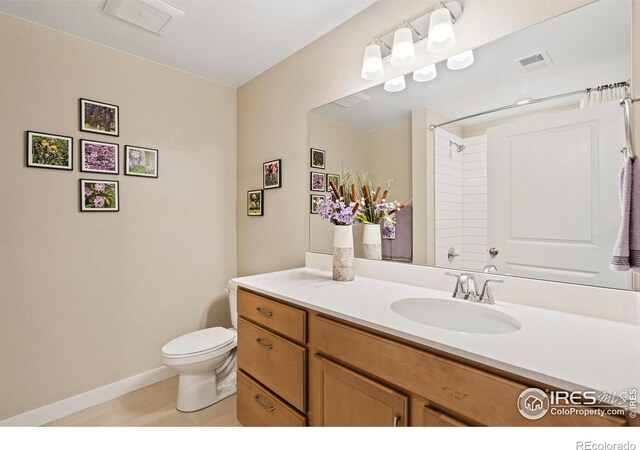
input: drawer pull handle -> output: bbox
[256,307,274,317]
[254,395,275,412]
[393,414,402,427]
[256,338,274,350]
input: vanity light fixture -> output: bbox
[359,1,464,80]
[361,41,385,80]
[391,22,419,68]
[447,49,474,70]
[384,75,406,93]
[427,2,461,53]
[413,63,437,82]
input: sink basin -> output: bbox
[390,298,521,334]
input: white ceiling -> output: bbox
[0,0,377,87]
[312,0,631,131]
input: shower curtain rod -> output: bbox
[428,81,630,131]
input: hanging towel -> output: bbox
[611,157,633,271]
[382,205,412,262]
[631,157,640,271]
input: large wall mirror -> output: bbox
[309,0,633,290]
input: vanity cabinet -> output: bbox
[237,288,630,427]
[316,355,408,427]
[236,289,308,426]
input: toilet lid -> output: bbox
[162,327,235,357]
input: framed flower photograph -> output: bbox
[263,159,282,189]
[247,189,264,216]
[80,139,118,174]
[310,171,326,192]
[310,148,325,169]
[310,194,325,214]
[125,145,158,178]
[80,179,119,212]
[327,174,340,192]
[80,98,119,136]
[26,131,73,170]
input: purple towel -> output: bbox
[631,157,640,271]
[611,157,633,271]
[382,205,412,262]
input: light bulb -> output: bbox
[427,6,456,53]
[390,27,416,68]
[447,49,474,70]
[384,75,406,93]
[413,64,437,82]
[361,43,384,80]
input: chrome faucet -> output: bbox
[445,272,503,304]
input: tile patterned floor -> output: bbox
[45,377,241,427]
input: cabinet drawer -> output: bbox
[238,371,306,427]
[238,317,306,412]
[312,315,625,427]
[423,405,467,427]
[238,289,307,343]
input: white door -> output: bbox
[487,102,632,289]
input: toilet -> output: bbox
[161,281,238,412]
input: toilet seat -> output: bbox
[162,327,236,359]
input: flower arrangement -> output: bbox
[356,176,405,225]
[316,175,360,226]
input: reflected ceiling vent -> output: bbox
[333,93,371,108]
[103,0,185,35]
[515,50,553,72]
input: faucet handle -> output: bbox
[479,279,503,304]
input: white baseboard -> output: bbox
[0,366,175,427]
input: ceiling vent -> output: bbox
[103,0,184,35]
[515,50,553,72]
[333,93,371,108]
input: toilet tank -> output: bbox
[227,280,238,329]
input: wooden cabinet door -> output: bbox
[317,355,408,427]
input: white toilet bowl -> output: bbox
[162,281,239,412]
[162,327,237,412]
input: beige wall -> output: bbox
[366,121,412,202]
[236,0,592,276]
[0,14,237,420]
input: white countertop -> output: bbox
[233,267,640,407]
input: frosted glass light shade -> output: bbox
[427,7,456,53]
[413,64,437,82]
[390,27,416,68]
[384,75,406,93]
[447,49,474,70]
[361,43,384,80]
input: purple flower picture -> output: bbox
[80,179,119,212]
[125,145,158,178]
[80,140,118,174]
[310,172,326,192]
[263,159,282,189]
[80,98,119,136]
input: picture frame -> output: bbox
[247,189,264,216]
[80,98,119,136]
[80,139,119,174]
[125,145,158,178]
[310,194,325,214]
[310,171,326,192]
[263,159,282,189]
[26,131,73,171]
[326,174,340,193]
[80,179,119,212]
[310,148,326,169]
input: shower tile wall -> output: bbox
[435,128,463,269]
[461,135,489,271]
[434,129,489,271]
